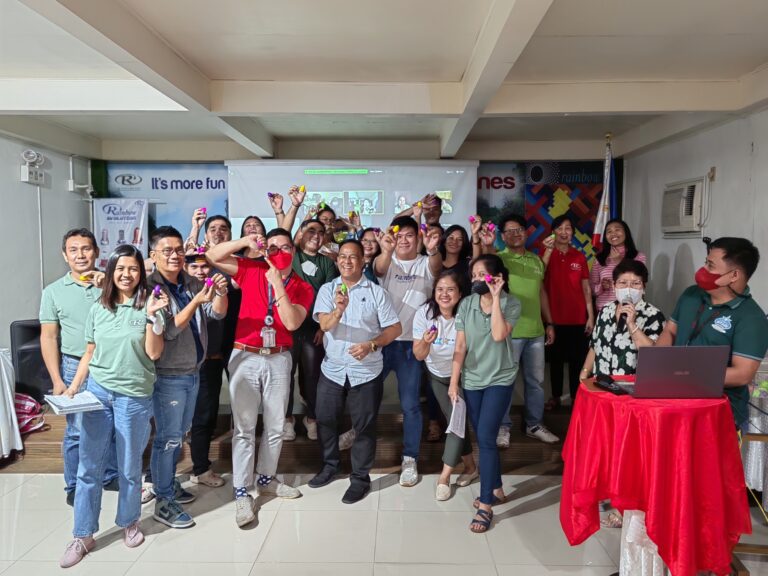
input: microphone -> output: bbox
[616,300,628,332]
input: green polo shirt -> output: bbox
[85,299,156,397]
[455,293,521,390]
[498,248,545,339]
[39,273,102,357]
[293,251,339,331]
[671,285,768,426]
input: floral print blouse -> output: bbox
[591,300,666,376]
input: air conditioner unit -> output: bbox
[661,178,705,236]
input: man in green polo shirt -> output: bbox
[657,237,768,428]
[490,214,559,446]
[39,228,118,506]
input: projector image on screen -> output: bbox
[227,161,478,235]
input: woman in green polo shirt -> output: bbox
[60,244,168,569]
[449,254,521,533]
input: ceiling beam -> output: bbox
[440,0,556,158]
[456,139,603,161]
[211,81,461,116]
[486,80,742,115]
[613,112,732,157]
[0,115,102,158]
[216,117,275,158]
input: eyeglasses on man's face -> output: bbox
[266,244,293,256]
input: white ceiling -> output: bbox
[120,0,494,82]
[2,0,768,158]
[506,0,768,82]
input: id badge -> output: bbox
[261,326,277,348]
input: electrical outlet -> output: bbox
[20,165,45,185]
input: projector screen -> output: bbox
[226,160,479,237]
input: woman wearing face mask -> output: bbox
[590,219,646,311]
[579,260,664,530]
[580,260,665,380]
[413,270,477,500]
[449,254,521,532]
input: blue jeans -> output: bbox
[464,384,514,506]
[73,377,152,537]
[501,336,545,429]
[61,355,118,494]
[150,373,200,500]
[382,340,423,459]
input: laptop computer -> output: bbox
[616,346,729,398]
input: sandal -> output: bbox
[470,508,493,533]
[473,494,507,509]
[427,421,442,442]
[544,397,561,411]
[600,511,623,528]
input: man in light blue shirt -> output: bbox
[309,240,401,504]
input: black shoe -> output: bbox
[308,468,337,489]
[342,483,370,504]
[66,490,75,507]
[103,478,120,492]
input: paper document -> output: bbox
[447,396,466,438]
[44,391,104,416]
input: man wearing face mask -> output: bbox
[657,237,768,429]
[580,260,665,380]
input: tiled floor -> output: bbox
[0,472,766,575]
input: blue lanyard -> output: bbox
[267,273,292,318]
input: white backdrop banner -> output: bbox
[226,160,479,236]
[92,198,149,269]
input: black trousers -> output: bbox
[190,358,224,476]
[287,326,325,419]
[315,372,383,488]
[549,324,589,401]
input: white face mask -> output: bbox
[615,287,643,305]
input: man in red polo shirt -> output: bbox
[207,228,314,527]
[541,214,594,407]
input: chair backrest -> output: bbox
[10,319,52,402]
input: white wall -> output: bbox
[0,134,90,349]
[624,109,768,316]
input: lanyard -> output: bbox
[686,300,721,346]
[267,273,292,319]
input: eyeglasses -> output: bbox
[396,233,416,241]
[503,228,525,235]
[615,281,644,289]
[156,248,185,257]
[337,254,361,261]
[266,244,293,255]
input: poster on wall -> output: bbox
[477,161,605,264]
[92,198,149,270]
[106,163,228,243]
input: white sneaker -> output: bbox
[257,480,302,499]
[338,428,356,450]
[526,424,559,444]
[282,419,296,442]
[399,456,418,487]
[496,426,510,448]
[435,482,451,501]
[141,482,155,504]
[235,495,255,527]
[190,470,225,488]
[303,416,318,441]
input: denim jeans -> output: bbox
[150,373,200,501]
[464,384,514,506]
[73,377,152,537]
[382,340,423,459]
[501,336,546,429]
[61,355,118,494]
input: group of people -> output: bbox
[39,186,768,567]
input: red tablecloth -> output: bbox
[560,382,751,576]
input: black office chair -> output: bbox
[10,319,52,402]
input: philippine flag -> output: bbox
[593,140,617,251]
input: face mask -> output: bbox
[471,280,490,295]
[269,250,294,270]
[695,266,729,291]
[615,287,643,305]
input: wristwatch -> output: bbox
[369,340,378,352]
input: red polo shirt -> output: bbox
[543,247,589,325]
[233,258,314,347]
